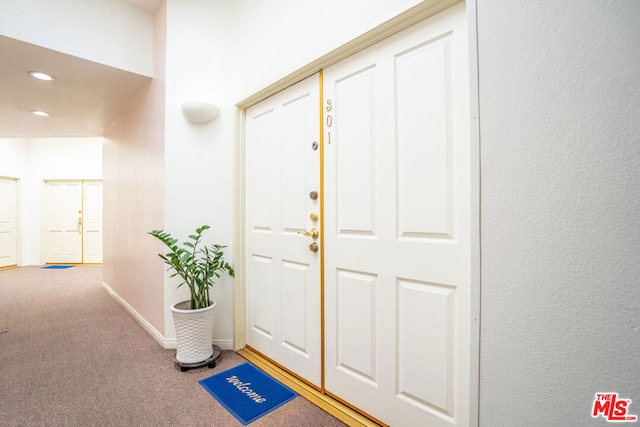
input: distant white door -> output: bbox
[245,74,322,387]
[0,177,18,268]
[46,181,83,263]
[323,3,472,426]
[45,180,103,264]
[82,181,103,263]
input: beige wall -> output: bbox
[103,2,166,336]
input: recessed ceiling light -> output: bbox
[31,110,52,117]
[29,71,55,81]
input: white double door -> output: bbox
[45,180,103,264]
[245,3,472,426]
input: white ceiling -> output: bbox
[0,0,160,139]
[0,36,151,138]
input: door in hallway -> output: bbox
[323,3,472,426]
[82,181,103,263]
[0,177,18,268]
[45,180,103,264]
[242,3,475,425]
[244,74,322,387]
[46,181,82,263]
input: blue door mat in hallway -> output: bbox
[199,362,297,425]
[41,265,75,269]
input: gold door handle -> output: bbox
[77,218,82,233]
[297,228,319,239]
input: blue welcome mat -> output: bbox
[199,362,297,425]
[41,265,75,269]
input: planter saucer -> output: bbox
[174,345,222,372]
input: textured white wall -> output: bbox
[477,1,640,425]
[0,139,27,178]
[162,0,239,346]
[162,0,430,347]
[28,138,103,180]
[229,0,425,95]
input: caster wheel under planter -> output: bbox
[174,345,222,372]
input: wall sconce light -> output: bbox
[181,101,220,124]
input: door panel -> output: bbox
[83,181,103,263]
[334,67,376,235]
[323,3,470,426]
[45,181,83,263]
[397,35,451,236]
[335,269,377,383]
[0,177,18,268]
[245,74,321,387]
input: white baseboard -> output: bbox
[101,281,168,349]
[101,282,235,351]
[212,339,235,351]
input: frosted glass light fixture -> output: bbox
[31,110,51,117]
[181,101,220,124]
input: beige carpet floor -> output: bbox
[0,266,346,427]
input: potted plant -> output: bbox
[149,225,234,370]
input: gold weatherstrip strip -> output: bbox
[319,69,326,394]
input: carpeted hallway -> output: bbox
[0,266,347,427]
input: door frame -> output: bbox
[0,176,20,268]
[42,179,83,264]
[233,0,480,424]
[41,179,103,264]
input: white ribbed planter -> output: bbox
[171,301,216,364]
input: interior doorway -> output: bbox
[44,180,103,264]
[241,2,476,426]
[0,177,18,268]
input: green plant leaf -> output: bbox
[148,225,233,311]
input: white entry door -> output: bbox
[45,180,103,264]
[323,3,472,426]
[46,181,83,263]
[0,177,18,268]
[245,75,322,387]
[82,181,103,264]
